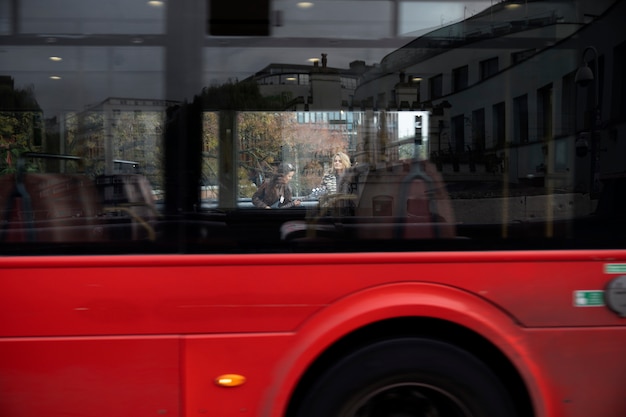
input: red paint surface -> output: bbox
[1,250,625,416]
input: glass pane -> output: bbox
[201,111,219,204]
[1,0,625,253]
[20,0,165,34]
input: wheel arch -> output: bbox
[262,282,542,417]
[285,317,534,417]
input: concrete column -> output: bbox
[165,0,204,102]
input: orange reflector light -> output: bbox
[215,374,247,387]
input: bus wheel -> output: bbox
[294,338,518,417]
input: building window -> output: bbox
[341,77,356,89]
[479,57,499,80]
[451,114,465,153]
[561,72,576,135]
[260,75,279,85]
[611,41,626,122]
[512,49,536,64]
[537,83,553,142]
[377,93,386,110]
[492,102,506,149]
[472,108,485,151]
[514,94,529,144]
[452,65,468,92]
[282,74,298,84]
[412,81,421,105]
[429,74,443,99]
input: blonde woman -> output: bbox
[319,152,351,194]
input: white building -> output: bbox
[246,57,370,111]
[353,0,625,198]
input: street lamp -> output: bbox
[575,46,600,196]
[574,61,594,87]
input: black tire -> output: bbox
[294,338,519,417]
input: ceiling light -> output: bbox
[50,76,61,80]
[49,56,63,62]
[147,1,164,7]
[297,2,314,9]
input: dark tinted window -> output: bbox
[1,0,625,254]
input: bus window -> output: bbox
[1,1,625,253]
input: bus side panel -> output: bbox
[255,281,551,417]
[183,334,294,417]
[253,282,626,417]
[2,252,626,417]
[0,261,326,337]
[179,327,626,417]
[0,337,180,417]
[524,327,626,417]
[2,251,624,338]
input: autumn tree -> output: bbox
[284,118,349,194]
[111,110,165,188]
[199,80,290,112]
[0,80,43,174]
[198,81,290,197]
[63,110,104,175]
[201,111,219,190]
[197,80,352,197]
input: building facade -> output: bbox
[352,0,625,200]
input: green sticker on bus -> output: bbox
[574,290,605,307]
[605,264,626,274]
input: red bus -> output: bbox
[1,1,626,416]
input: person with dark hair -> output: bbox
[252,163,302,209]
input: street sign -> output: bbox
[573,290,605,307]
